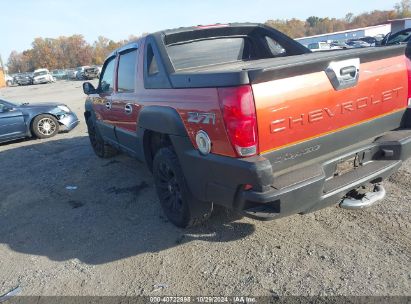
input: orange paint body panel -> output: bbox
[135,89,235,157]
[252,55,409,154]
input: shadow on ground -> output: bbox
[0,136,254,265]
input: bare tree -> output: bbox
[395,0,411,17]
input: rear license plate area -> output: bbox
[334,155,358,176]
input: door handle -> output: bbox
[340,66,357,78]
[124,103,133,114]
[325,58,360,90]
[105,101,112,110]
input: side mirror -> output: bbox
[83,82,96,95]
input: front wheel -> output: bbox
[153,147,213,228]
[32,114,59,139]
[86,117,118,158]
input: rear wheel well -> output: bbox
[144,130,172,171]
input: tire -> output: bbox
[6,80,12,87]
[32,114,59,139]
[86,117,118,158]
[153,147,213,228]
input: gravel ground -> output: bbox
[0,81,410,297]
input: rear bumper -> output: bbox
[171,128,411,220]
[240,159,402,220]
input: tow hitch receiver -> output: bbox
[340,184,386,209]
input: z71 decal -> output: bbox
[187,112,216,125]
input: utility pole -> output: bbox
[0,53,5,87]
[0,53,7,75]
[0,53,10,75]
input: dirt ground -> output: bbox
[0,81,410,297]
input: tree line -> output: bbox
[265,0,411,38]
[6,0,411,74]
[7,34,143,73]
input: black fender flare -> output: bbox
[138,106,187,137]
[138,106,190,170]
[84,99,94,121]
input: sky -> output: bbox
[1,0,399,61]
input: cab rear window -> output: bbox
[166,38,252,70]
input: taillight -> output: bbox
[218,85,258,157]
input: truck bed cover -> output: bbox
[169,45,405,88]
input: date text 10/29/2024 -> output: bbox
[149,296,257,303]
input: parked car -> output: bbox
[382,28,411,46]
[374,34,386,46]
[83,23,411,228]
[5,74,14,86]
[330,41,350,49]
[65,69,76,80]
[307,42,341,51]
[307,42,332,51]
[33,69,55,84]
[52,69,67,80]
[83,66,101,79]
[359,36,377,46]
[75,66,90,80]
[13,73,33,86]
[0,99,79,143]
[346,40,371,48]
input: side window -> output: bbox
[0,103,4,113]
[147,45,159,76]
[144,40,172,89]
[117,49,137,93]
[265,37,286,56]
[99,57,116,93]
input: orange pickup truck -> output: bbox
[83,23,411,227]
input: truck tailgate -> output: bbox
[252,53,409,170]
